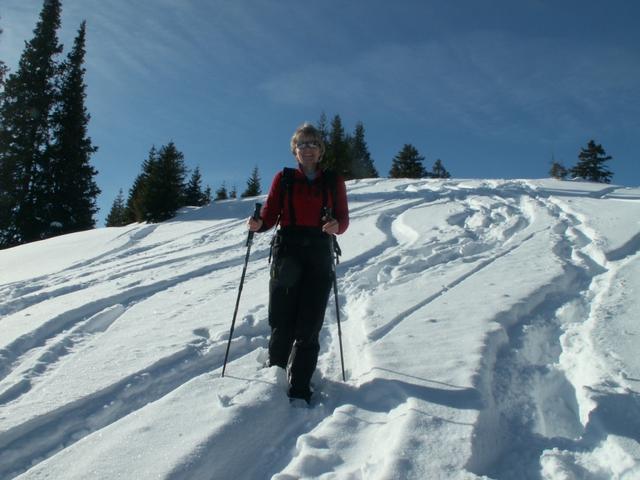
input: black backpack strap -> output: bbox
[281,167,296,226]
[321,169,337,213]
[269,167,296,264]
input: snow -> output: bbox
[1,177,639,479]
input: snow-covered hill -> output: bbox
[1,178,639,480]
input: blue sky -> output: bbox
[2,0,639,224]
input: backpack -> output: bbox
[279,167,338,226]
[269,167,342,263]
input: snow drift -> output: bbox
[1,178,639,479]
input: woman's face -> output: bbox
[295,136,322,170]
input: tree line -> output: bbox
[0,1,99,249]
[549,140,613,183]
[105,142,211,226]
[206,114,452,212]
[314,113,452,180]
[105,147,267,227]
[75,128,624,229]
[211,166,260,202]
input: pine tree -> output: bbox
[324,115,351,177]
[142,141,187,222]
[549,158,568,180]
[349,122,378,178]
[0,0,63,248]
[229,185,237,199]
[570,140,613,183]
[389,144,428,178]
[184,166,208,206]
[431,159,451,179]
[105,189,128,227]
[215,181,228,201]
[125,146,157,222]
[241,166,262,198]
[0,22,7,242]
[316,112,329,147]
[47,21,100,237]
[0,21,8,88]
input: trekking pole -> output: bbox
[221,202,262,377]
[323,207,346,381]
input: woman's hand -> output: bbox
[247,217,263,232]
[322,219,339,235]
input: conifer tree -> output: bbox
[184,166,208,206]
[229,185,237,199]
[105,189,128,227]
[125,174,146,223]
[0,22,7,88]
[324,115,351,177]
[316,112,329,147]
[47,21,100,236]
[241,166,261,198]
[349,122,378,178]
[389,144,428,178]
[431,159,451,179]
[143,141,187,222]
[215,181,228,201]
[549,159,568,180]
[320,114,336,171]
[0,0,63,247]
[125,146,157,222]
[570,140,613,183]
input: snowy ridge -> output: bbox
[0,178,639,479]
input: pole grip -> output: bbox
[252,202,262,220]
[247,202,262,246]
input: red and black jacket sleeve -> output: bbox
[258,170,285,232]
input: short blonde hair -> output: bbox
[290,122,325,157]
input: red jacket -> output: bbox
[260,167,349,234]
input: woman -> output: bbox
[247,123,349,404]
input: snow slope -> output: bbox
[1,178,639,480]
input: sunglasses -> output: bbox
[296,141,320,150]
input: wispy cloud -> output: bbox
[260,30,640,140]
[4,1,638,173]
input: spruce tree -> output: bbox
[389,144,428,178]
[570,140,613,183]
[229,185,237,199]
[203,185,212,204]
[0,0,63,247]
[105,189,128,227]
[324,115,351,177]
[215,182,228,201]
[549,159,568,180]
[47,21,100,236]
[143,141,187,222]
[349,122,378,178]
[241,166,261,198]
[125,146,157,222]
[316,112,329,147]
[184,166,208,206]
[0,22,7,88]
[431,159,451,179]
[0,22,8,243]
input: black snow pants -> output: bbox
[268,227,334,401]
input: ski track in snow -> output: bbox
[0,179,639,479]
